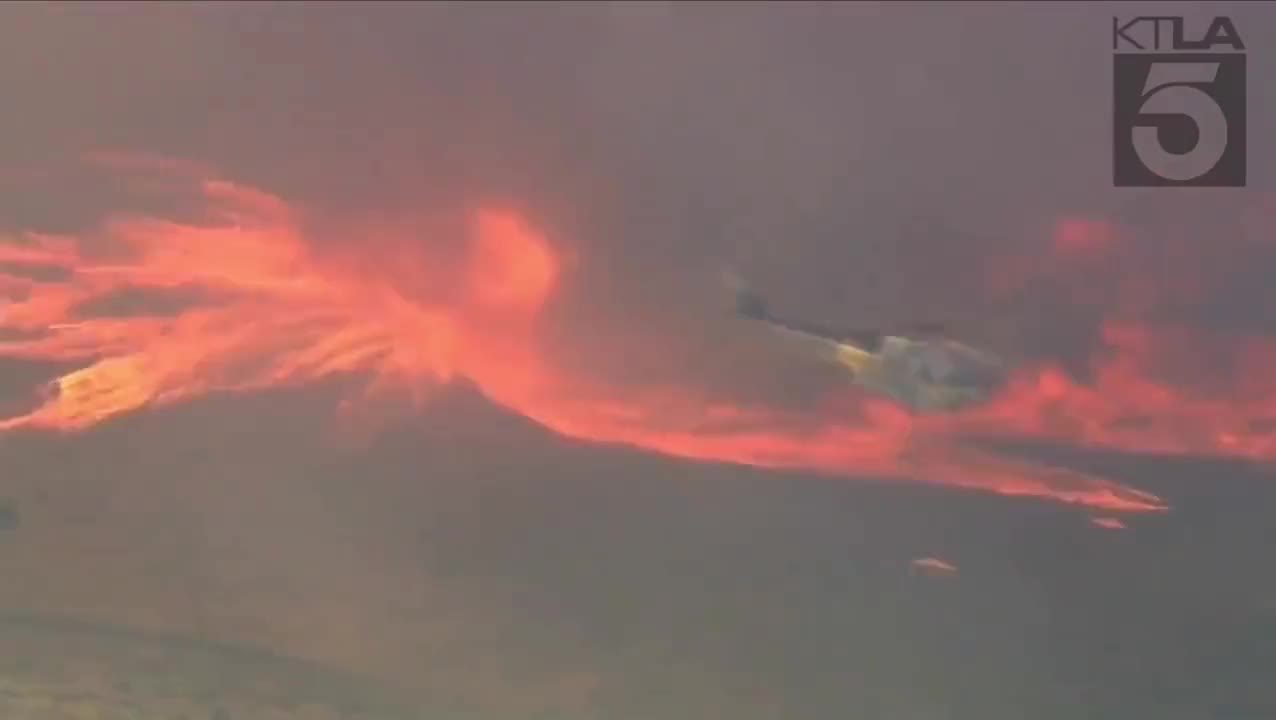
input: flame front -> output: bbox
[3,159,1273,515]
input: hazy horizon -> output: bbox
[1,3,1274,718]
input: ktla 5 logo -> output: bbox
[1112,16,1246,187]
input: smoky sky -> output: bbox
[2,3,1276,718]
[4,1,1273,339]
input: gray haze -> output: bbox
[1,3,1274,719]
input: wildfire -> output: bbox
[2,157,1273,515]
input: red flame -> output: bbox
[3,158,1273,515]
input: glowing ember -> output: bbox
[912,557,958,576]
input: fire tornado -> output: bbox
[3,156,1273,515]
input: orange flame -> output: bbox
[1090,517,1127,531]
[2,159,1272,515]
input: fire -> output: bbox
[912,557,958,576]
[2,157,1273,515]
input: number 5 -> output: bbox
[1131,62,1228,182]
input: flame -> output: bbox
[912,557,958,575]
[1090,517,1127,531]
[2,158,1273,515]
